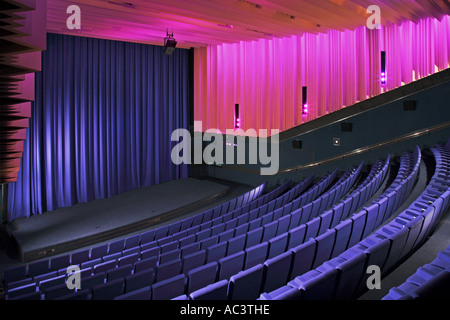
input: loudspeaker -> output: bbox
[235,103,240,128]
[302,86,307,105]
[341,122,352,132]
[403,100,416,111]
[292,140,302,149]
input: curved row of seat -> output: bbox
[9,141,431,301]
[2,180,273,286]
[2,170,334,299]
[259,143,450,300]
[382,244,450,300]
[114,158,389,300]
[159,154,396,300]
[382,143,450,300]
[4,162,357,300]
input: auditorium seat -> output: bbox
[124,268,154,293]
[106,264,133,282]
[50,254,71,272]
[6,282,37,300]
[151,274,185,300]
[187,262,218,293]
[134,256,158,274]
[28,260,49,278]
[218,252,245,281]
[182,250,206,275]
[91,278,124,300]
[155,259,182,283]
[262,251,293,293]
[229,264,264,300]
[38,274,66,291]
[206,242,228,263]
[90,244,108,260]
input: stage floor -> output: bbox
[2,177,245,263]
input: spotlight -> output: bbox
[163,31,177,55]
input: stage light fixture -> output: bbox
[163,31,177,55]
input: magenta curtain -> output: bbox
[194,16,450,135]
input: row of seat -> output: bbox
[155,154,400,300]
[3,149,389,300]
[382,243,450,299]
[164,149,410,300]
[2,171,330,299]
[2,180,274,286]
[259,143,450,300]
[111,157,390,300]
[382,142,450,300]
[3,163,352,299]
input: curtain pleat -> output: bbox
[194,16,450,135]
[7,33,190,221]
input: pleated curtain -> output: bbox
[7,33,191,221]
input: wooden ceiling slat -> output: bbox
[44,0,450,47]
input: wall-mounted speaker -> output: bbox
[302,86,307,105]
[381,51,386,84]
[341,122,352,132]
[381,51,386,73]
[403,100,416,111]
[292,140,302,149]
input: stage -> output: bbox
[1,177,249,264]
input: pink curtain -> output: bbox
[194,16,450,135]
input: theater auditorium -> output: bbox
[1,0,450,303]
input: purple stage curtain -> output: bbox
[7,33,191,221]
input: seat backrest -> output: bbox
[90,244,108,260]
[289,238,317,281]
[155,259,182,283]
[229,264,264,300]
[182,250,206,275]
[244,242,269,270]
[218,251,245,281]
[108,239,125,255]
[151,274,186,300]
[206,241,228,264]
[125,268,154,293]
[28,259,50,278]
[187,262,218,294]
[107,264,133,282]
[50,254,71,272]
[262,251,293,293]
[92,278,124,300]
[134,256,158,274]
